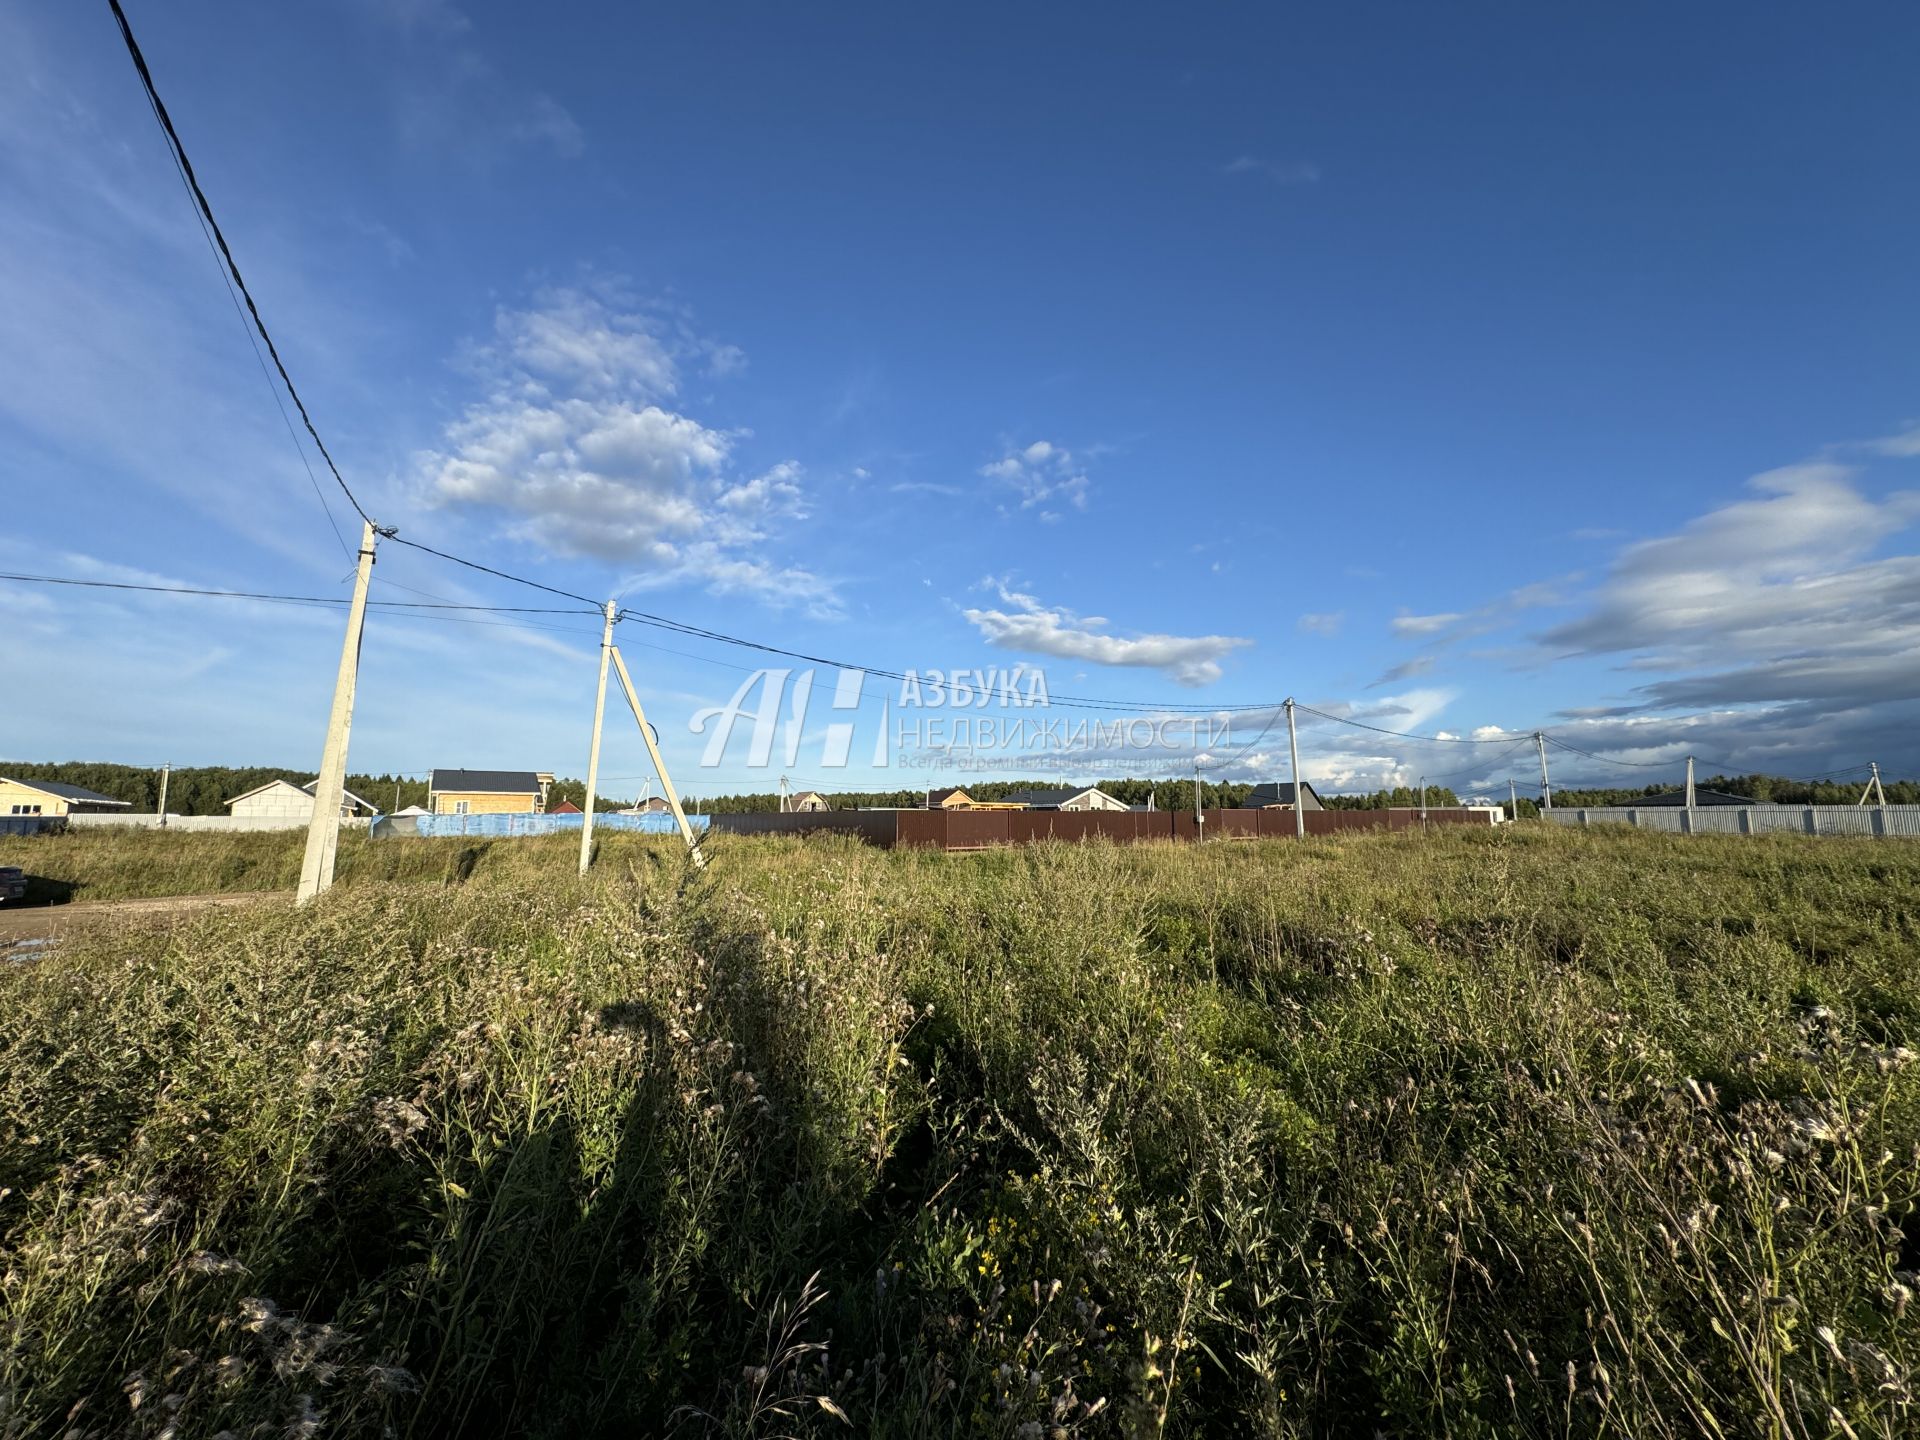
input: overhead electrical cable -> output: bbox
[107,0,375,532]
[0,570,596,614]
[1294,702,1523,745]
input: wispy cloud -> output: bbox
[1222,154,1320,185]
[353,0,585,163]
[962,579,1251,686]
[980,439,1091,515]
[1298,611,1344,637]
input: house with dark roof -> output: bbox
[428,769,555,816]
[1240,781,1324,811]
[790,790,831,812]
[1004,785,1129,812]
[1625,788,1775,807]
[0,777,132,817]
[225,778,374,819]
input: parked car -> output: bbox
[0,867,25,905]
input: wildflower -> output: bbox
[365,1364,419,1395]
[184,1250,249,1278]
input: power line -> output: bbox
[1417,737,1537,784]
[1294,702,1521,745]
[0,570,596,615]
[387,535,605,608]
[125,39,350,560]
[107,0,375,531]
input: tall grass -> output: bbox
[2,827,1916,1436]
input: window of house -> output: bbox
[454,799,470,815]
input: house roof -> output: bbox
[2,777,131,806]
[430,769,543,794]
[1006,785,1112,808]
[792,790,828,803]
[1625,788,1777,807]
[1240,781,1323,809]
[224,777,373,810]
[550,799,583,813]
[927,786,971,805]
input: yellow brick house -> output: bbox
[0,776,133,817]
[427,769,555,816]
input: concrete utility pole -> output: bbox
[156,763,169,828]
[1685,755,1696,808]
[1860,762,1887,807]
[778,775,790,813]
[1419,776,1428,825]
[1534,732,1553,812]
[297,519,379,903]
[1193,760,1204,840]
[1508,777,1519,824]
[1285,698,1306,840]
[609,645,706,867]
[578,599,618,875]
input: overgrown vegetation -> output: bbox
[3,827,1917,1437]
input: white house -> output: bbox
[1004,785,1130,812]
[226,778,375,820]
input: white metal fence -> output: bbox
[1546,806,1920,837]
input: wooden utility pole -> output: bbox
[579,600,618,874]
[609,645,706,867]
[298,519,379,903]
[1285,698,1305,840]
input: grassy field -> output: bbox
[1,826,1917,1437]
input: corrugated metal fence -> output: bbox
[1547,806,1920,837]
[379,811,711,839]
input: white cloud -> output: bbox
[356,0,586,162]
[1864,424,1920,459]
[1391,610,1463,637]
[1222,155,1320,185]
[980,439,1091,512]
[1297,611,1344,636]
[422,286,837,613]
[962,581,1250,686]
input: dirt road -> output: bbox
[0,891,287,948]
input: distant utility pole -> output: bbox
[298,519,380,903]
[1860,762,1887,807]
[1284,698,1305,840]
[392,779,401,814]
[578,599,618,875]
[1419,776,1428,825]
[778,775,790,813]
[156,763,169,827]
[1508,777,1519,823]
[1193,760,1204,840]
[1534,732,1553,812]
[1685,755,1696,808]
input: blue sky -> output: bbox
[5,1,1918,800]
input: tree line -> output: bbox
[1,763,640,817]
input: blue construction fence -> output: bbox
[373,811,711,839]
